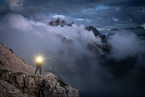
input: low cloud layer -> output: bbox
[0,13,101,57]
[108,31,145,60]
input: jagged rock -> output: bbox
[57,35,73,44]
[86,26,102,37]
[49,20,56,26]
[36,77,43,86]
[56,19,62,24]
[0,43,36,73]
[49,19,73,27]
[101,35,107,43]
[27,77,35,85]
[57,88,63,94]
[55,82,60,89]
[2,72,9,80]
[0,69,79,97]
[62,20,66,24]
[85,26,108,43]
[16,74,23,84]
[0,80,30,97]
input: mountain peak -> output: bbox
[49,19,73,27]
[56,19,62,24]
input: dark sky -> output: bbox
[0,0,145,28]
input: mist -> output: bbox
[0,13,145,97]
[108,31,145,60]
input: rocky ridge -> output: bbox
[49,19,110,56]
[0,43,35,74]
[49,19,74,27]
[0,43,79,97]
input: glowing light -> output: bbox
[37,57,42,62]
[35,56,43,62]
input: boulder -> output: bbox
[27,77,35,85]
[16,74,23,84]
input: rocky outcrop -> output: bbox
[85,26,110,55]
[0,43,35,73]
[49,19,74,27]
[57,35,73,44]
[0,44,79,97]
[86,26,102,37]
[0,79,30,97]
[85,26,108,44]
[0,69,79,97]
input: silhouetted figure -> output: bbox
[35,61,42,75]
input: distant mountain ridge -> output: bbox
[49,19,110,61]
[49,19,74,27]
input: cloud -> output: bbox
[5,0,24,8]
[52,14,66,19]
[108,31,145,60]
[141,23,145,29]
[112,18,119,22]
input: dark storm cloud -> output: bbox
[0,0,145,26]
[105,0,145,7]
[0,0,106,16]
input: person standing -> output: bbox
[35,57,42,75]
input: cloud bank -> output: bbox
[108,31,145,60]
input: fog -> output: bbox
[0,13,145,97]
[108,31,145,60]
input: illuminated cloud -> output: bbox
[112,18,119,22]
[52,14,66,19]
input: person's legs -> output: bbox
[39,68,41,75]
[35,68,38,74]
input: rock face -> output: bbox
[86,26,102,37]
[0,44,79,97]
[85,26,110,54]
[0,43,35,73]
[0,79,30,97]
[57,35,73,44]
[49,19,74,27]
[0,69,79,97]
[85,26,107,43]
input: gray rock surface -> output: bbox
[49,19,74,27]
[0,69,79,97]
